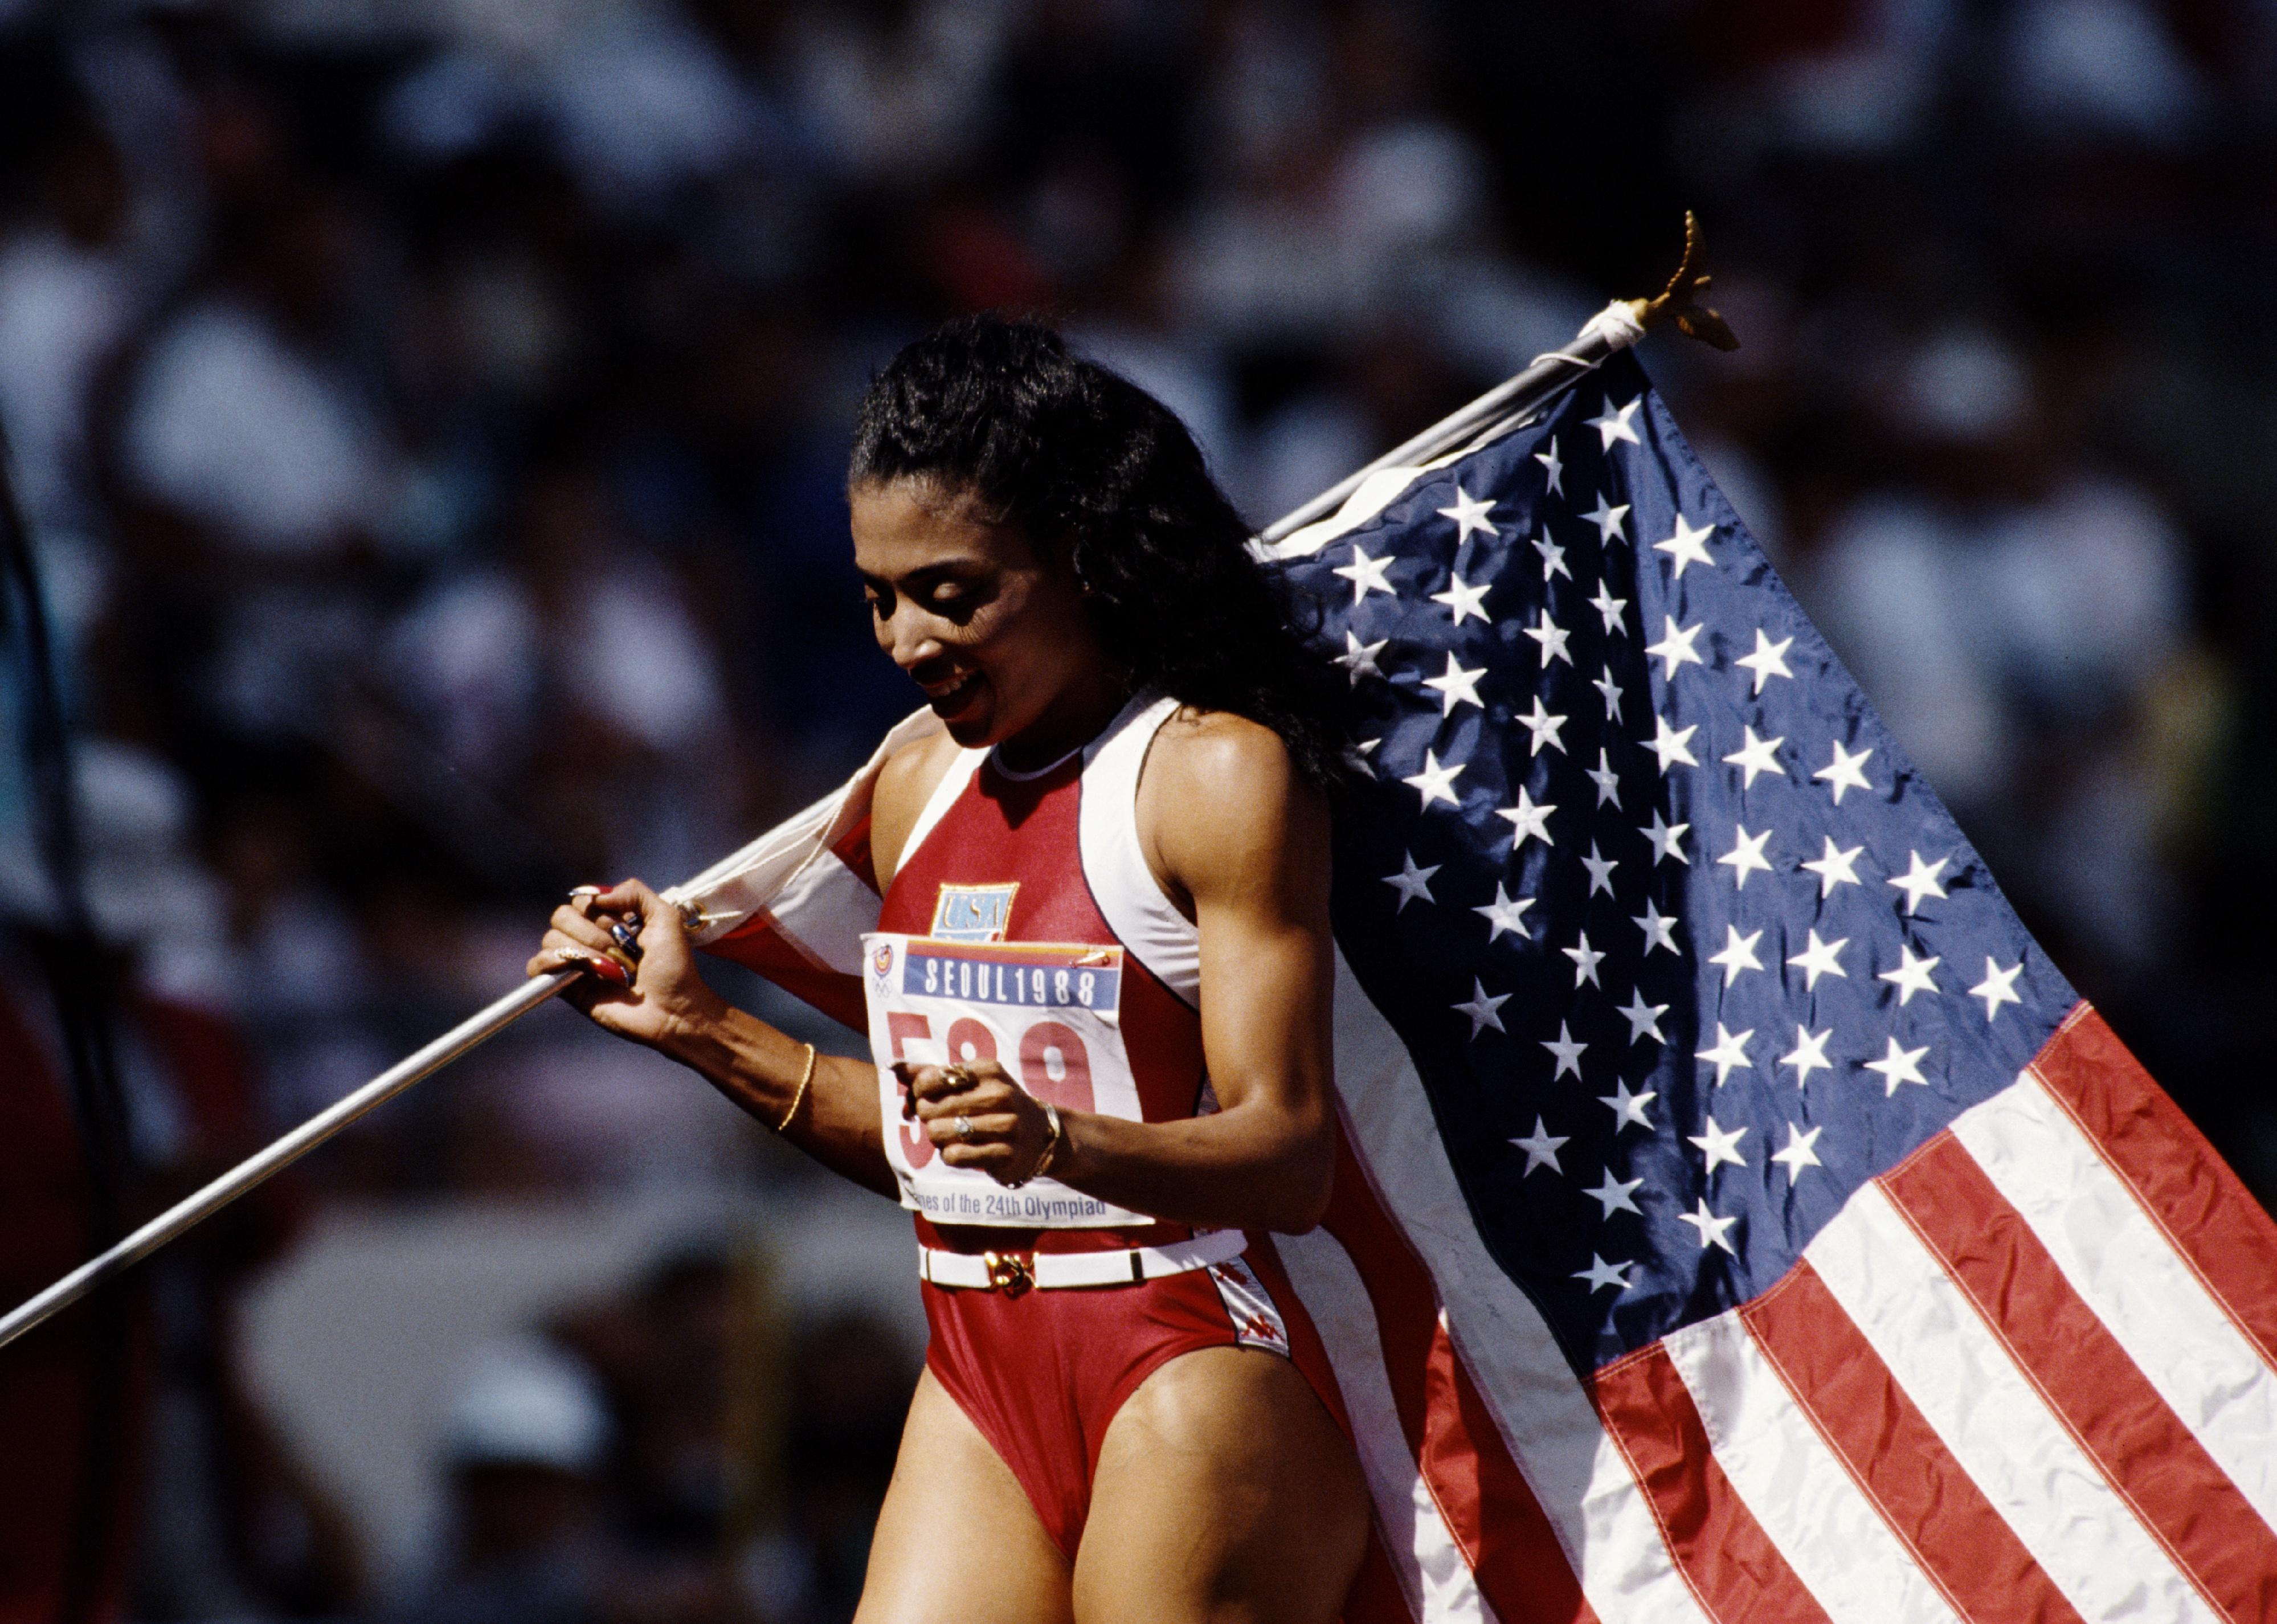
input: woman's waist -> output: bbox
[914,1213,1206,1255]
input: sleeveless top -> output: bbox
[862,692,1204,1243]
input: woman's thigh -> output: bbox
[856,1368,1075,1624]
[1074,1345,1369,1624]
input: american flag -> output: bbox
[686,351,2277,1622]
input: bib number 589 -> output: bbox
[885,1013,1096,1169]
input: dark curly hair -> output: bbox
[848,315,1350,788]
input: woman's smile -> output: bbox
[922,666,986,722]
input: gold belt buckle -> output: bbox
[983,1250,1035,1297]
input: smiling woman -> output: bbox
[851,477,1124,767]
[532,316,1371,1623]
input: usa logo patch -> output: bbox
[930,882,1018,943]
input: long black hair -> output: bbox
[848,315,1350,788]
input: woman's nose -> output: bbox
[885,610,943,669]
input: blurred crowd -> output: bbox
[1,0,2275,1619]
[398,1257,913,1624]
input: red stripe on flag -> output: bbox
[700,916,868,1030]
[1424,1318,1595,1623]
[1323,1139,1438,1445]
[1885,1134,2277,1622]
[2031,1004,2277,1368]
[829,808,880,893]
[1325,1135,1596,1624]
[1741,1260,2083,1624]
[1592,1344,1833,1624]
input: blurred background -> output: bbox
[0,0,2272,1619]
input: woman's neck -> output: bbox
[994,669,1134,774]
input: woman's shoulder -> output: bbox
[1140,707,1322,862]
[1147,706,1300,793]
[880,723,964,793]
[1136,706,1328,913]
[872,725,967,891]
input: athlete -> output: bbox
[529,316,1371,1623]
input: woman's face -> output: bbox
[851,476,1118,755]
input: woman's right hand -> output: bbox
[527,878,725,1053]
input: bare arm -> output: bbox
[528,730,963,1199]
[530,880,895,1195]
[906,713,1336,1232]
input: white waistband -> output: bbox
[919,1228,1248,1291]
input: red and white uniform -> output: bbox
[866,693,1347,1554]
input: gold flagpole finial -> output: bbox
[1628,210,1739,352]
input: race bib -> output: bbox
[863,932,1150,1227]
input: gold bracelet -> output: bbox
[778,1042,817,1134]
[1008,1101,1063,1188]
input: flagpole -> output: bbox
[1258,211,1732,546]
[1256,306,1641,547]
[0,971,575,1347]
[0,221,1732,1352]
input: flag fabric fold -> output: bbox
[688,352,2277,1623]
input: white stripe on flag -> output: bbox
[1662,1311,1963,1624]
[677,788,839,918]
[1257,466,1437,559]
[765,848,880,974]
[1276,1226,1491,1624]
[1952,1075,2277,1533]
[1807,1181,2222,1624]
[1327,952,1711,1624]
[680,704,938,942]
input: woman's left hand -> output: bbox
[900,1060,1060,1185]
[526,878,724,1052]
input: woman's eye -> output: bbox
[926,582,984,620]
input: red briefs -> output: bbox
[921,1231,1351,1558]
